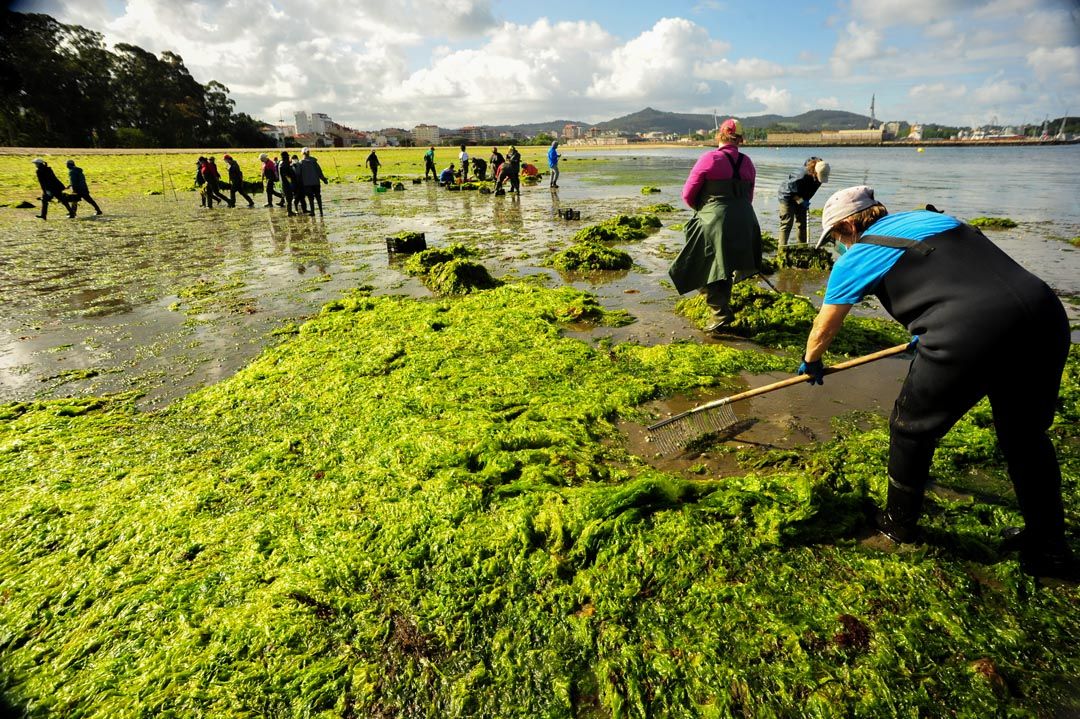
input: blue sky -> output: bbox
[15,0,1080,131]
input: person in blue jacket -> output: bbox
[65,159,102,216]
[547,140,562,188]
[777,157,829,245]
[800,185,1074,580]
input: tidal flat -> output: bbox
[0,147,1078,717]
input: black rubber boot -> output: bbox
[875,477,924,543]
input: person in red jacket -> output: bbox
[260,153,284,207]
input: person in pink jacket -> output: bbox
[670,119,762,335]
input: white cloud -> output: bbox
[909,83,968,99]
[830,21,885,75]
[1027,45,1080,87]
[587,18,721,100]
[744,85,793,114]
[695,58,785,82]
[972,78,1027,105]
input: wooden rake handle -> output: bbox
[647,342,913,431]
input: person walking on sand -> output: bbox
[31,158,75,220]
[299,147,328,215]
[777,157,830,245]
[277,151,297,216]
[547,140,562,188]
[458,144,470,182]
[223,155,255,207]
[800,185,1075,581]
[423,146,437,180]
[65,159,102,216]
[366,149,382,184]
[260,153,284,207]
[669,118,762,337]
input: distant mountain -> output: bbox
[449,107,878,138]
[591,107,874,134]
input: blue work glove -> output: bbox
[908,335,919,349]
[798,358,825,385]
[801,200,810,212]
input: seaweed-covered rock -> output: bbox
[640,186,662,194]
[775,244,833,270]
[641,203,676,213]
[426,258,501,295]
[968,217,1017,229]
[547,241,633,272]
[573,214,662,243]
[402,244,474,276]
[386,231,427,254]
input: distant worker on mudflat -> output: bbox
[299,148,328,215]
[489,146,504,184]
[439,163,456,185]
[366,149,382,184]
[423,146,437,180]
[547,140,562,189]
[278,152,297,216]
[222,155,255,207]
[260,153,284,208]
[777,157,830,245]
[203,157,232,208]
[458,144,470,182]
[65,159,102,216]
[31,158,75,220]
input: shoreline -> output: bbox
[2,137,1077,156]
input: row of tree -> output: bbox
[0,12,272,148]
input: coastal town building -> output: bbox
[413,124,440,145]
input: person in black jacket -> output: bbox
[777,157,829,245]
[366,150,381,184]
[489,147,504,184]
[223,154,255,207]
[31,159,75,220]
[278,151,297,216]
[65,159,102,216]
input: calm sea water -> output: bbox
[575,143,1080,293]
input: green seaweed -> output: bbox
[677,283,910,355]
[426,258,501,295]
[402,244,476,277]
[775,245,834,270]
[640,186,662,194]
[0,285,1077,718]
[572,214,662,244]
[968,217,1018,229]
[546,242,633,272]
[640,203,675,213]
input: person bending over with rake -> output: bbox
[802,185,1074,581]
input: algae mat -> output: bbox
[1,282,1078,717]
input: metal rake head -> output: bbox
[646,403,739,454]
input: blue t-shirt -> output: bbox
[823,211,962,305]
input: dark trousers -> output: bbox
[495,172,519,194]
[778,198,808,245]
[72,190,101,215]
[369,166,379,184]
[304,185,322,214]
[700,279,733,322]
[229,183,254,206]
[205,179,230,208]
[40,191,75,219]
[265,180,283,206]
[281,184,296,214]
[424,160,437,179]
[888,301,1070,551]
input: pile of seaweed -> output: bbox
[641,202,676,214]
[573,213,663,243]
[1,283,1077,717]
[640,186,661,194]
[774,244,834,270]
[677,283,909,354]
[402,244,501,295]
[546,242,633,272]
[968,217,1018,229]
